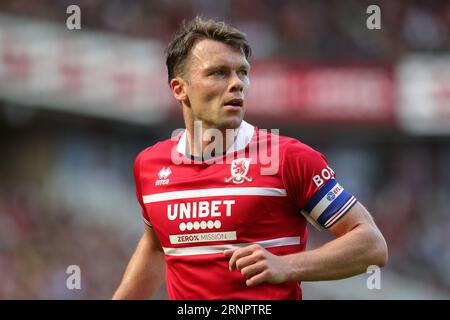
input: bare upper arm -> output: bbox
[327,202,378,238]
[143,225,164,253]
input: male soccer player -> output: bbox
[113,17,388,300]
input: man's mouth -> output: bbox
[223,98,244,108]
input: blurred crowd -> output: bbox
[374,144,450,289]
[0,0,449,60]
[0,113,172,299]
[0,119,142,299]
[0,193,137,299]
[0,0,450,299]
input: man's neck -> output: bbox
[184,122,240,159]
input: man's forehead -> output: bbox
[189,39,249,69]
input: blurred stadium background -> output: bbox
[0,0,449,299]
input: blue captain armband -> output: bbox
[302,179,357,230]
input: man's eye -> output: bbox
[211,70,225,76]
[238,70,248,76]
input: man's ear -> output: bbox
[170,77,188,103]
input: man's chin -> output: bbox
[219,109,245,128]
[217,116,243,130]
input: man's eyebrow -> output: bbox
[204,63,250,71]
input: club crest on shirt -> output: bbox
[156,167,171,186]
[225,158,253,184]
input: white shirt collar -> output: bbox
[176,120,255,156]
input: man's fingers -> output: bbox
[225,245,259,271]
[241,261,265,280]
[228,249,252,271]
[246,270,269,287]
[223,248,235,258]
[223,248,240,271]
[235,252,260,272]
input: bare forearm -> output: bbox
[284,225,387,282]
[113,239,165,299]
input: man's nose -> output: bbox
[229,72,244,92]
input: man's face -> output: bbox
[180,39,250,130]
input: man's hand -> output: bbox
[224,244,292,287]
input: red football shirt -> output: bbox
[133,121,356,299]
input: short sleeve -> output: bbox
[281,140,357,230]
[134,150,152,227]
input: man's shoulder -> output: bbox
[134,136,179,168]
[137,136,178,158]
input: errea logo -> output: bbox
[156,167,171,186]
